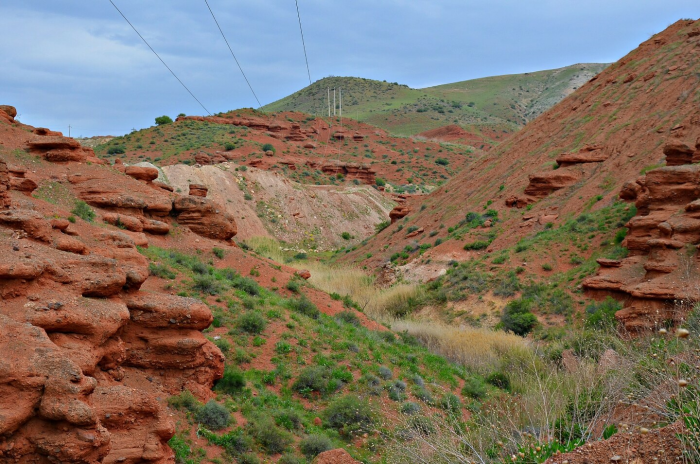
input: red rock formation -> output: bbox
[389,205,410,224]
[319,162,376,184]
[584,142,700,331]
[27,136,95,163]
[663,140,700,166]
[7,165,38,194]
[286,123,306,141]
[172,196,237,240]
[33,127,63,136]
[555,145,609,166]
[0,105,16,123]
[0,159,11,209]
[194,152,212,165]
[312,449,361,464]
[524,170,580,198]
[505,195,535,208]
[189,183,208,197]
[0,207,223,462]
[352,132,364,142]
[125,165,159,182]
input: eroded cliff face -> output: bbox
[0,113,227,463]
[584,140,700,331]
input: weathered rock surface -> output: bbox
[172,195,237,240]
[189,183,208,197]
[389,204,410,224]
[584,142,700,331]
[524,170,580,198]
[555,145,609,166]
[312,448,361,464]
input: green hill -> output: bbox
[263,63,608,138]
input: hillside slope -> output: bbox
[263,63,608,140]
[343,20,700,309]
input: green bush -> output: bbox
[300,434,333,458]
[463,240,489,250]
[341,231,352,240]
[375,220,390,233]
[155,115,173,125]
[501,298,538,336]
[213,247,225,259]
[238,453,260,464]
[376,178,386,187]
[274,409,303,431]
[278,454,304,464]
[149,263,177,279]
[107,145,125,155]
[249,417,292,454]
[168,390,200,412]
[336,310,361,327]
[461,376,487,399]
[236,312,267,334]
[195,400,230,430]
[486,371,511,391]
[292,366,331,396]
[287,296,320,319]
[215,366,246,394]
[261,143,275,153]
[192,274,225,295]
[286,279,301,293]
[585,296,622,329]
[400,402,421,415]
[224,142,236,151]
[232,276,260,296]
[412,385,434,404]
[440,393,461,413]
[435,158,449,166]
[72,201,95,222]
[324,395,375,435]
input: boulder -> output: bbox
[663,141,695,166]
[172,196,237,240]
[389,205,410,224]
[125,166,159,182]
[0,104,17,120]
[313,449,361,464]
[0,159,11,209]
[524,171,580,198]
[103,212,144,232]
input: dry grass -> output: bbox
[242,236,287,264]
[391,320,529,372]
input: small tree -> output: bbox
[155,115,173,125]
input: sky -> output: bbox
[1,1,698,137]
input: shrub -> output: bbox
[585,296,622,329]
[400,402,421,415]
[293,366,331,396]
[462,376,487,399]
[216,366,246,394]
[213,247,225,259]
[155,115,173,125]
[486,371,511,390]
[378,366,393,380]
[149,263,176,279]
[287,296,320,319]
[408,416,435,435]
[375,220,390,233]
[261,143,275,153]
[168,390,199,412]
[336,310,361,327]
[192,274,225,295]
[224,142,236,151]
[341,231,352,240]
[440,393,461,413]
[107,145,126,155]
[72,201,95,222]
[278,454,303,464]
[324,395,375,435]
[412,385,434,404]
[249,417,292,454]
[435,158,449,166]
[238,453,260,464]
[274,409,303,431]
[195,400,230,430]
[236,312,267,334]
[542,263,553,271]
[244,193,253,201]
[463,240,489,250]
[300,434,333,458]
[233,276,260,296]
[376,178,386,187]
[501,298,538,336]
[214,338,231,353]
[286,279,301,293]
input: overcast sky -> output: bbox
[1,1,698,137]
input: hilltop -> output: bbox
[263,63,608,140]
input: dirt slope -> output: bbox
[345,20,700,279]
[162,162,394,250]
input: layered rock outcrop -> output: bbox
[584,141,700,331]
[0,195,224,462]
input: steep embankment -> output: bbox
[345,20,700,300]
[162,162,394,250]
[263,64,608,140]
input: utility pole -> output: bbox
[327,87,330,118]
[333,88,336,117]
[339,88,342,127]
[68,125,71,137]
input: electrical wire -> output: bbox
[203,0,262,108]
[107,0,212,115]
[294,0,312,86]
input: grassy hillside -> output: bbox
[263,64,608,138]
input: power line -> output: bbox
[294,0,312,86]
[203,0,262,108]
[107,0,211,115]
